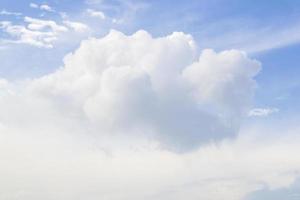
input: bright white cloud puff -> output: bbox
[23,30,261,150]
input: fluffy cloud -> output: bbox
[25,30,260,150]
[0,20,59,48]
[1,30,298,200]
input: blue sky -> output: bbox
[1,0,299,117]
[0,1,300,200]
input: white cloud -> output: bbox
[0,107,299,200]
[248,107,279,117]
[0,17,69,48]
[0,30,298,200]
[86,9,106,19]
[24,17,68,32]
[29,3,39,8]
[0,16,91,48]
[40,4,54,12]
[63,20,90,33]
[0,9,22,16]
[24,17,68,33]
[0,23,56,48]
[29,3,55,12]
[25,30,260,150]
[0,21,11,28]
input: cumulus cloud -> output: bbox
[1,30,298,200]
[24,30,260,150]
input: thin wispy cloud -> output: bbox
[0,9,22,16]
[29,3,55,12]
[192,19,300,54]
[63,20,90,32]
[86,8,106,19]
[29,3,39,8]
[248,107,279,117]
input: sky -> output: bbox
[0,0,300,200]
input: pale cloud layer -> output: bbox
[0,30,298,200]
